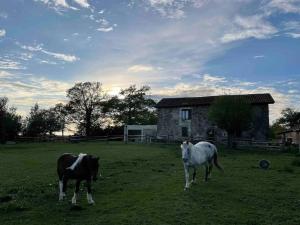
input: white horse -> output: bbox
[181,141,223,190]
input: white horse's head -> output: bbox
[181,141,193,161]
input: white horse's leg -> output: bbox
[191,167,196,183]
[184,164,190,190]
[208,163,213,179]
[71,192,78,204]
[58,180,65,200]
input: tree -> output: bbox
[269,121,285,139]
[25,104,45,136]
[0,97,22,143]
[277,108,300,129]
[208,96,253,147]
[104,85,157,125]
[24,104,61,136]
[66,82,107,136]
[43,107,61,135]
[53,103,68,136]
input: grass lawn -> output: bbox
[0,142,300,225]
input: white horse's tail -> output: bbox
[213,151,224,172]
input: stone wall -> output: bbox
[157,104,270,141]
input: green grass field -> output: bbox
[0,142,300,225]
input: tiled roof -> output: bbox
[156,93,275,108]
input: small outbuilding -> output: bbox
[278,125,300,145]
[124,125,157,142]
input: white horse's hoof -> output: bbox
[184,186,190,191]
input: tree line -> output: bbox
[0,82,299,144]
[0,82,157,143]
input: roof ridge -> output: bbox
[156,93,274,108]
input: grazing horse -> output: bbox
[57,153,100,204]
[181,141,223,190]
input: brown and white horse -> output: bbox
[57,153,100,204]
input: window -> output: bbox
[182,127,189,137]
[128,130,142,135]
[181,109,191,121]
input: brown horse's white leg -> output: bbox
[58,180,66,201]
[71,193,78,204]
[86,180,95,204]
[72,180,81,204]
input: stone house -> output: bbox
[278,125,300,145]
[156,93,275,141]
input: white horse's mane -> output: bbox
[181,141,194,149]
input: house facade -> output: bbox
[278,125,300,145]
[156,93,275,141]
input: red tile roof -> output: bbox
[156,93,275,108]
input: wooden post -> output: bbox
[124,125,128,143]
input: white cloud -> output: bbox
[0,73,71,115]
[286,32,300,38]
[53,0,69,8]
[34,0,91,11]
[35,0,72,11]
[143,0,209,19]
[42,50,79,62]
[0,29,6,37]
[288,89,299,94]
[97,27,114,32]
[0,59,25,70]
[237,81,256,86]
[264,0,300,15]
[19,43,79,62]
[39,60,58,65]
[0,12,8,19]
[0,71,12,78]
[128,65,155,73]
[73,0,90,8]
[221,15,277,43]
[203,74,226,83]
[18,53,33,61]
[283,20,300,30]
[254,55,265,59]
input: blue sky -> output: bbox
[0,0,299,122]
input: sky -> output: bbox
[0,0,300,123]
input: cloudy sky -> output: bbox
[0,0,299,122]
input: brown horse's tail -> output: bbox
[213,152,224,172]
